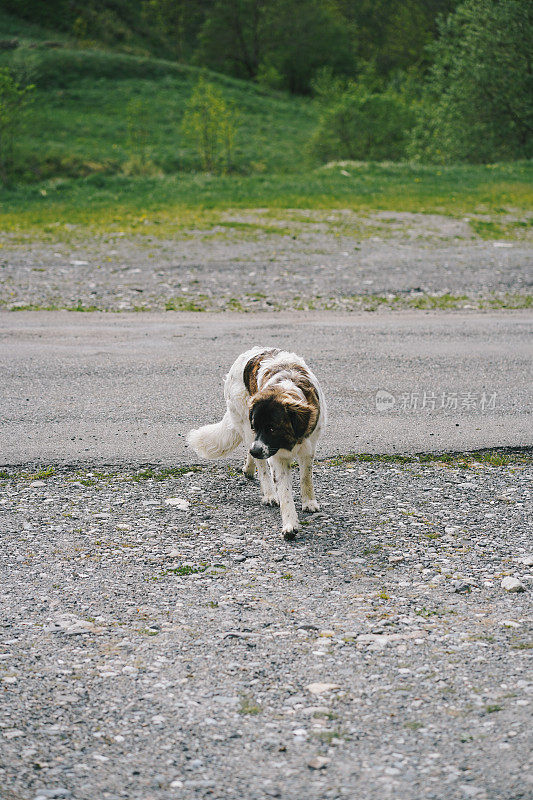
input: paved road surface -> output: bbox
[1,311,531,466]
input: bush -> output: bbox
[181,77,237,173]
[309,89,415,163]
[410,0,533,163]
[0,66,34,185]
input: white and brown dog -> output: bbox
[187,347,326,539]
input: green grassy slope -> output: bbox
[0,13,531,235]
[0,34,317,181]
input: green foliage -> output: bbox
[339,0,459,77]
[310,87,415,162]
[0,66,33,185]
[181,77,238,173]
[195,0,355,94]
[0,46,316,181]
[410,0,533,163]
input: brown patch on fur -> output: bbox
[243,349,280,395]
[259,363,320,439]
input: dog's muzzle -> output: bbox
[249,440,277,460]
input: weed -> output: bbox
[238,694,262,716]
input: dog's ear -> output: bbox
[286,401,311,439]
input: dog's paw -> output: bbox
[242,464,255,479]
[261,494,279,507]
[302,500,320,512]
[282,522,299,540]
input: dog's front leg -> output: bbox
[299,453,320,512]
[270,454,298,539]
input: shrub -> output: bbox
[181,76,237,172]
[309,89,415,163]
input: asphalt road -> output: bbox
[1,311,531,467]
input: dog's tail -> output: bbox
[187,411,242,459]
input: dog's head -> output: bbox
[248,392,312,459]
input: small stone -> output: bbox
[234,554,247,563]
[520,555,533,567]
[305,682,340,695]
[33,791,71,799]
[165,497,190,510]
[501,577,525,593]
[389,555,404,564]
[453,581,471,594]
[308,756,331,770]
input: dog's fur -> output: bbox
[187,347,326,538]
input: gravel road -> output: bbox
[1,211,531,311]
[1,209,532,799]
[1,457,531,800]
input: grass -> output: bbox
[238,694,262,716]
[0,21,531,242]
[0,45,316,182]
[0,448,529,486]
[327,448,533,469]
[2,162,532,240]
[3,292,530,314]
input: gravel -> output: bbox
[1,211,531,311]
[1,457,531,799]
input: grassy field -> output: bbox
[0,17,532,240]
[1,162,532,240]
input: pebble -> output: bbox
[453,581,471,594]
[520,555,533,567]
[389,555,404,564]
[305,682,340,695]
[164,497,190,510]
[308,756,331,770]
[501,577,525,593]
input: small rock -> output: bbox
[389,555,404,564]
[308,756,331,770]
[305,682,340,695]
[33,790,71,799]
[164,497,190,510]
[501,577,525,593]
[520,555,533,567]
[234,554,247,563]
[453,581,471,594]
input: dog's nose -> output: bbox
[249,441,265,459]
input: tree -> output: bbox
[0,68,34,186]
[195,0,355,93]
[410,0,533,162]
[195,0,265,80]
[181,78,237,173]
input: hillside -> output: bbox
[0,12,317,183]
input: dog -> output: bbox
[187,347,326,538]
